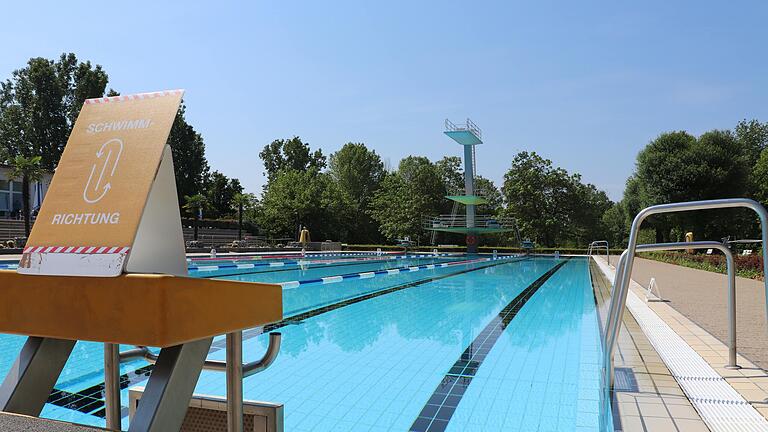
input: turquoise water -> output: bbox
[0,255,610,431]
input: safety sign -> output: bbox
[18,90,185,277]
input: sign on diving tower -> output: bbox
[425,119,520,254]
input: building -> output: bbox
[0,164,53,219]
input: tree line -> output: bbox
[251,137,612,247]
[5,54,765,248]
[604,119,768,248]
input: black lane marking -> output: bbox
[44,257,529,419]
[46,364,153,418]
[409,258,570,432]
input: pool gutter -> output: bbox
[592,256,768,431]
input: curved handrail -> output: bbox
[588,240,610,265]
[604,198,768,390]
[602,241,737,389]
[120,332,282,378]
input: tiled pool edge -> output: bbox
[592,256,768,431]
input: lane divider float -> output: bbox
[278,255,522,289]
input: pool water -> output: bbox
[0,254,611,431]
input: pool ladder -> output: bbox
[587,240,610,266]
[602,198,768,392]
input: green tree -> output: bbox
[204,171,243,219]
[753,151,768,204]
[632,130,749,241]
[257,170,353,241]
[502,152,561,246]
[736,119,768,168]
[474,175,503,214]
[232,192,256,240]
[167,104,210,206]
[397,156,446,211]
[183,194,209,241]
[0,53,108,170]
[328,143,385,243]
[502,151,610,247]
[8,155,43,236]
[602,203,628,247]
[369,156,445,243]
[369,174,418,242]
[435,156,464,195]
[259,136,326,180]
[55,53,110,127]
[568,180,612,245]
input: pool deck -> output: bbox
[620,255,768,371]
[593,255,768,431]
[0,412,104,431]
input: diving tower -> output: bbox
[425,119,519,253]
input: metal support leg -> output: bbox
[104,343,122,430]
[724,250,740,369]
[0,337,75,416]
[227,331,243,432]
[128,338,212,432]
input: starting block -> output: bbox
[0,90,283,432]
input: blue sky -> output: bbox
[2,1,767,200]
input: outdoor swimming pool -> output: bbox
[0,254,611,431]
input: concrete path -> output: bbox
[621,256,768,371]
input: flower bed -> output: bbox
[640,251,764,280]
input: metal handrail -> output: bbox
[603,198,768,391]
[588,240,610,266]
[119,332,281,377]
[444,118,482,139]
[112,332,281,432]
[424,215,516,229]
[602,241,737,389]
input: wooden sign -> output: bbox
[18,90,187,277]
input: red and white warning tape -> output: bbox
[23,246,131,254]
[84,89,184,105]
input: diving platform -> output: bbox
[446,195,488,205]
[424,215,518,234]
[444,119,483,145]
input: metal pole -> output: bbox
[104,343,122,430]
[724,248,738,369]
[603,249,629,379]
[463,144,476,254]
[226,331,243,432]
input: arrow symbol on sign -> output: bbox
[83,138,123,204]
